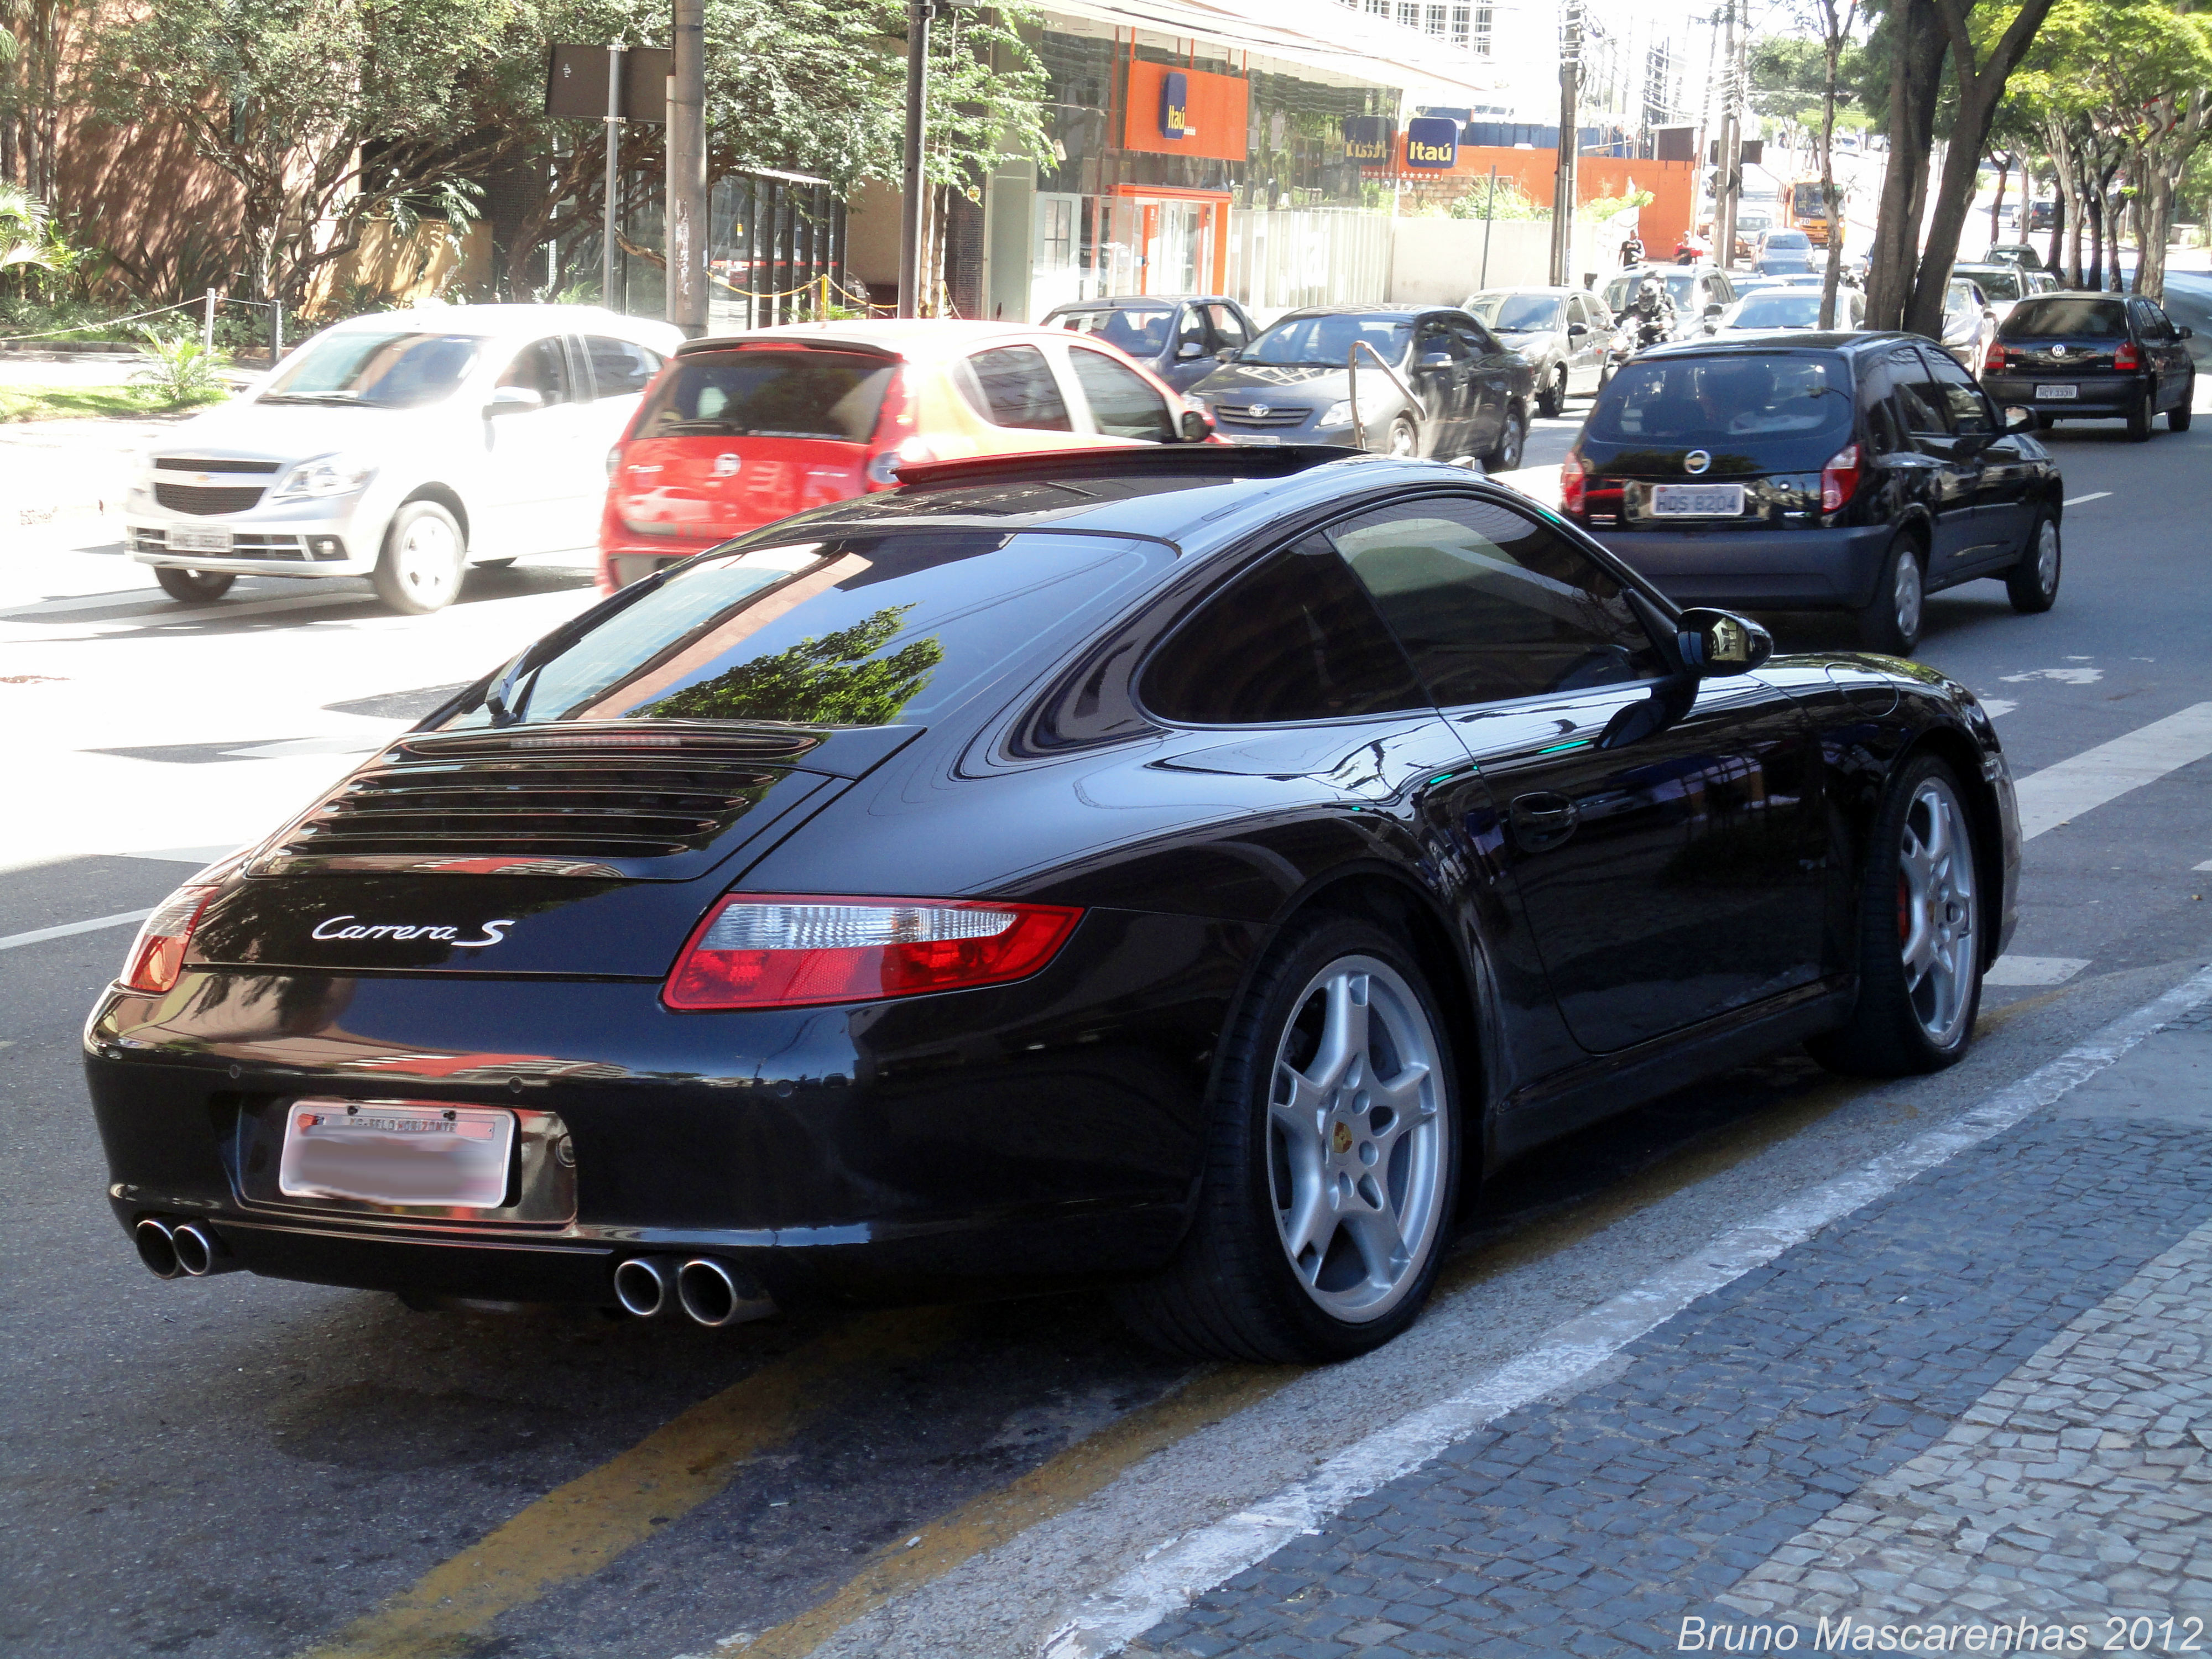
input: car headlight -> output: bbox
[1319,400,1353,428]
[271,453,377,501]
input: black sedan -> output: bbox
[1981,291,2197,441]
[87,446,2018,1363]
[1192,304,1533,471]
[1041,293,1261,394]
[1562,332,2064,653]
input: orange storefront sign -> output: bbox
[1407,147,1698,262]
[1123,61,1249,161]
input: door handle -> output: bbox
[1510,791,1580,851]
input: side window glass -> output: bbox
[1066,348,1175,442]
[1207,304,1249,348]
[1924,351,1994,435]
[498,337,570,405]
[1175,306,1207,348]
[961,345,1072,431]
[1139,537,1428,725]
[1329,497,1666,706]
[582,336,661,399]
[1451,317,1496,356]
[1416,323,1467,363]
[1890,349,1950,439]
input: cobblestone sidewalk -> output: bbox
[1130,999,2212,1658]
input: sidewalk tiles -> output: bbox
[1130,1001,2212,1657]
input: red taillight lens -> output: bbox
[2114,341,2141,371]
[1820,442,1861,513]
[121,886,217,993]
[1560,450,1589,515]
[663,895,1083,1011]
[1983,342,2006,374]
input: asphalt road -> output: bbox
[5,336,2212,1658]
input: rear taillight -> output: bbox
[1560,449,1589,515]
[1983,342,2006,374]
[663,895,1083,1011]
[121,886,217,993]
[1820,442,1861,513]
[2115,341,2141,371]
[605,443,623,481]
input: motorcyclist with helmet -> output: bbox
[1615,273,1677,352]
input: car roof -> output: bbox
[1041,295,1236,311]
[742,446,1504,553]
[1275,303,1436,318]
[676,319,1121,364]
[1469,286,1574,296]
[327,304,680,343]
[1640,330,1907,359]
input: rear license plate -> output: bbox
[168,526,233,554]
[2034,384,2078,400]
[279,1100,517,1208]
[1650,483,1745,518]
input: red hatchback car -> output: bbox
[598,319,1211,592]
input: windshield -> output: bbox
[1959,268,2023,301]
[1467,294,1563,332]
[1723,291,1828,330]
[260,330,482,409]
[1765,231,1811,250]
[1603,272,1699,313]
[1589,354,1853,448]
[438,532,1168,732]
[634,349,893,442]
[1240,314,1412,369]
[1053,307,1175,357]
[2003,298,2127,339]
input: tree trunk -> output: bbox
[2085,189,2104,290]
[1866,0,1947,331]
[1818,4,1848,331]
[1989,152,2010,241]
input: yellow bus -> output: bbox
[1787,179,1841,246]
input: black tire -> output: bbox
[1383,415,1419,460]
[1855,534,1925,655]
[1807,755,1985,1078]
[2126,384,2154,442]
[373,500,466,615]
[1482,404,1527,472]
[473,556,518,570]
[153,567,234,603]
[1110,915,1462,1363]
[2005,509,2060,614]
[2171,378,2194,431]
[1537,365,1567,419]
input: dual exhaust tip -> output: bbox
[134,1217,237,1280]
[613,1255,775,1328]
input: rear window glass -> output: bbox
[634,350,893,442]
[1589,354,1852,447]
[437,533,1166,731]
[1053,307,1174,357]
[2002,299,2127,340]
[961,346,1073,431]
[1960,268,2023,302]
[1468,293,1564,332]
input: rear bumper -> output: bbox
[1590,521,1896,611]
[1981,373,2140,414]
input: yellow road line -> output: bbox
[299,1309,953,1659]
[737,1361,1306,1659]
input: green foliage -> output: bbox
[1423,178,1549,221]
[641,606,945,726]
[128,327,229,408]
[1583,190,1656,224]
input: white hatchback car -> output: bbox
[124,305,684,612]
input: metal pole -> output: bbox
[667,0,708,338]
[1479,164,1498,288]
[202,289,216,352]
[1717,0,1741,270]
[1550,0,1583,286]
[273,301,283,358]
[898,0,931,318]
[602,42,626,310]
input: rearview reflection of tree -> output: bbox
[640,605,944,726]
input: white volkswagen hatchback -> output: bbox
[124,305,684,612]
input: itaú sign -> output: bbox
[1160,71,1194,139]
[1405,116,1460,170]
[1343,115,1395,165]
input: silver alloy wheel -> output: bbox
[2032,517,2059,596]
[1495,411,1525,471]
[1897,775,1978,1047]
[1387,419,1418,458]
[1265,956,1448,1324]
[1892,547,1924,644]
[393,512,460,607]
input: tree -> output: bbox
[1863,0,2059,336]
[1794,0,1864,330]
[642,607,944,726]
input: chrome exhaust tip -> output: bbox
[170,1221,236,1277]
[612,1256,671,1318]
[675,1258,775,1328]
[133,1217,181,1280]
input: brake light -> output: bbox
[2114,341,2141,371]
[121,886,217,993]
[1983,342,2006,374]
[1820,442,1861,513]
[864,368,924,490]
[1560,449,1589,515]
[605,443,623,481]
[663,895,1083,1010]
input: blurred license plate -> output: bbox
[279,1100,515,1208]
[1650,483,1744,517]
[168,526,232,554]
[1233,435,1283,445]
[2035,384,2078,400]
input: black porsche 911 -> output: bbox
[87,446,2020,1363]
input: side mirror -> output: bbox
[486,385,545,416]
[1215,347,1239,363]
[1703,302,1725,320]
[1567,322,1589,338]
[2002,405,2034,433]
[1676,607,1772,676]
[1177,408,1213,443]
[2180,326,2196,341]
[1417,350,1454,369]
[1176,340,1207,359]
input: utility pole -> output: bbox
[1550,0,1584,286]
[602,42,625,310]
[898,0,931,319]
[1716,0,1742,270]
[667,0,707,337]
